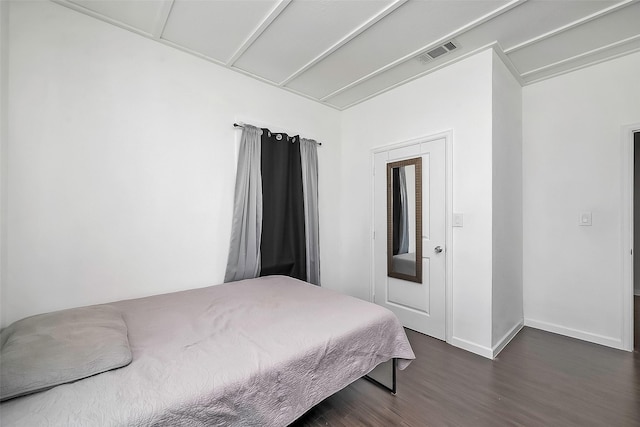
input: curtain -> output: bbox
[392,168,401,255]
[398,166,409,254]
[224,125,321,286]
[392,166,409,255]
[259,131,307,281]
[300,138,320,285]
[224,125,263,282]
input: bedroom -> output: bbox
[1,0,639,425]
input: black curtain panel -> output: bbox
[259,130,307,281]
[392,167,402,255]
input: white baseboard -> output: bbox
[492,320,524,358]
[524,318,623,350]
[449,336,493,359]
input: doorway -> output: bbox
[625,124,640,352]
[372,134,450,340]
[634,131,640,351]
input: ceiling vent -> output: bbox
[415,40,459,64]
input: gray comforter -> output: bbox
[0,276,414,426]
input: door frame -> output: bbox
[622,122,640,352]
[370,130,453,343]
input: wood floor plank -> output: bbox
[291,322,640,427]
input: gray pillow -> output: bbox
[0,305,132,401]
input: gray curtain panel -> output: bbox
[224,125,263,282]
[300,138,321,286]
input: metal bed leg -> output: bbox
[364,358,397,394]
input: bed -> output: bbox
[0,275,415,426]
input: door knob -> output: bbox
[435,246,443,254]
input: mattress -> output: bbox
[0,276,414,426]
[393,252,416,275]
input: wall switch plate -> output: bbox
[579,212,592,226]
[453,213,463,227]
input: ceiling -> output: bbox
[53,0,640,110]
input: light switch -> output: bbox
[579,212,592,226]
[453,213,463,227]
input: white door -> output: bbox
[373,138,446,340]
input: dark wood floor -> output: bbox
[292,304,640,427]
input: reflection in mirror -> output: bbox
[387,157,422,283]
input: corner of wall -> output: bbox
[490,49,524,348]
[449,336,494,359]
[492,320,523,358]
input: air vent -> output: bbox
[426,46,447,59]
[415,52,432,64]
[415,40,459,64]
[443,41,457,51]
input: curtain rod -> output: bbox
[233,123,322,146]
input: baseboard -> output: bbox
[492,320,524,358]
[524,318,624,350]
[449,336,493,359]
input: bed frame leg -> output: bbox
[364,358,397,394]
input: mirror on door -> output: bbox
[386,157,422,283]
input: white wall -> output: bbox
[7,0,634,355]
[0,0,8,327]
[2,0,341,327]
[523,51,640,348]
[491,51,523,349]
[341,49,495,355]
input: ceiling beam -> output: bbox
[279,0,408,86]
[520,34,640,79]
[150,0,174,40]
[505,0,637,53]
[318,0,527,102]
[226,0,292,66]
